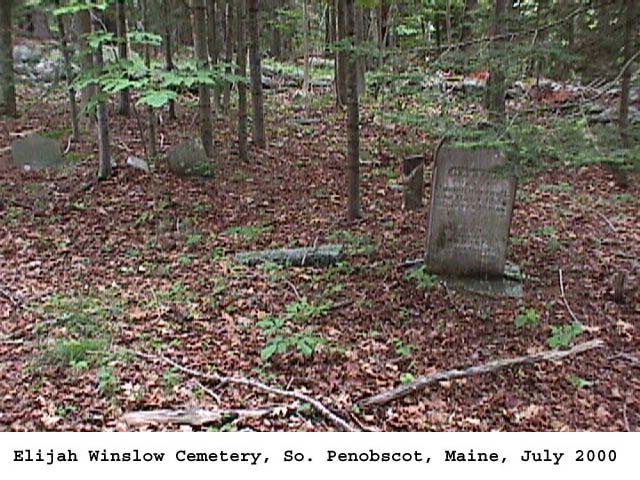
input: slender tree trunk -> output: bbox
[192,0,214,156]
[54,0,80,141]
[162,0,177,120]
[91,12,111,180]
[77,10,94,125]
[223,0,234,114]
[485,0,506,129]
[142,0,157,158]
[345,0,361,221]
[336,0,348,106]
[116,0,131,116]
[270,0,282,59]
[0,0,17,117]
[248,0,265,147]
[236,0,248,161]
[206,0,222,110]
[619,0,637,148]
[355,5,365,96]
[302,0,311,94]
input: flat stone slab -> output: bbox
[235,244,344,268]
[11,134,64,170]
[442,262,524,299]
[426,147,517,278]
[166,139,214,178]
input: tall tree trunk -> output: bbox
[345,0,361,221]
[192,0,214,156]
[76,10,94,125]
[142,0,157,158]
[206,0,221,110]
[460,0,478,43]
[485,0,506,129]
[223,0,234,114]
[355,5,365,95]
[91,12,111,180]
[116,0,131,116]
[248,0,265,147]
[619,0,637,148]
[162,0,177,120]
[270,0,282,59]
[54,0,80,141]
[0,0,17,117]
[302,0,311,94]
[336,0,348,106]
[236,0,248,161]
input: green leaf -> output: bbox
[137,90,177,109]
[261,342,278,362]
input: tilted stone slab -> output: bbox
[11,134,64,170]
[235,244,344,268]
[426,147,516,278]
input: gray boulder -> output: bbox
[166,139,215,178]
[11,134,64,170]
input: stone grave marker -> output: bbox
[11,134,64,170]
[403,155,424,210]
[426,147,516,279]
[166,139,214,178]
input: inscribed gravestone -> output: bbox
[11,134,64,170]
[426,147,516,278]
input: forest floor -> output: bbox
[1,74,639,432]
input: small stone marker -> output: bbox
[166,139,214,178]
[426,147,516,278]
[403,155,424,210]
[11,134,64,170]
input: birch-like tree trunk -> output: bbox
[192,0,214,156]
[236,0,248,161]
[345,0,361,220]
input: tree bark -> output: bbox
[116,0,131,116]
[248,0,265,147]
[0,0,17,117]
[162,0,177,120]
[192,0,214,156]
[223,0,234,114]
[270,0,282,59]
[619,0,637,148]
[206,0,222,110]
[54,0,80,141]
[236,0,248,161]
[336,0,348,106]
[302,0,310,94]
[142,0,157,158]
[485,0,507,129]
[355,4,365,95]
[76,10,95,125]
[345,0,361,221]
[91,12,111,180]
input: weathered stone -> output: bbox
[235,244,344,268]
[126,156,151,173]
[426,147,516,278]
[166,139,214,178]
[403,155,424,210]
[11,134,64,170]
[442,262,524,298]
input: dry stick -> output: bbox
[593,210,617,234]
[122,407,281,427]
[359,339,604,407]
[130,350,358,432]
[559,269,580,324]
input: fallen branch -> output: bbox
[559,269,580,324]
[358,339,604,407]
[235,244,344,268]
[130,350,358,432]
[121,407,281,427]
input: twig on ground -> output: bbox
[623,398,631,432]
[559,269,581,324]
[358,339,604,407]
[121,407,281,427]
[130,349,358,432]
[194,379,221,405]
[593,210,617,233]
